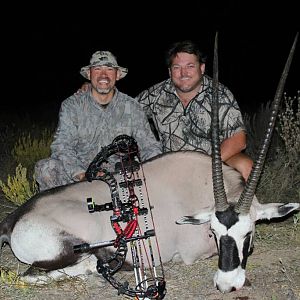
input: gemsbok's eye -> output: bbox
[244,232,251,239]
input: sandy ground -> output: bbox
[1,192,299,300]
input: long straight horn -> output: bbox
[235,33,299,214]
[211,32,229,212]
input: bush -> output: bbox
[253,92,300,203]
[277,92,300,163]
[11,128,53,179]
[0,164,38,205]
[0,125,54,204]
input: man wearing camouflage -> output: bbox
[35,51,162,191]
[136,40,253,180]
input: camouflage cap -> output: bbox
[80,51,128,80]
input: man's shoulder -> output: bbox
[61,92,89,108]
[117,91,138,105]
[117,91,144,110]
[117,90,135,101]
[57,93,91,117]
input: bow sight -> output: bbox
[73,135,167,299]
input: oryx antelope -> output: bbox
[0,33,299,294]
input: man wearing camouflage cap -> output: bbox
[34,51,162,191]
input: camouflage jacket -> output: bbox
[51,88,162,179]
[136,75,245,155]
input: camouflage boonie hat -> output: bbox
[80,51,128,80]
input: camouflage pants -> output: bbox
[34,158,74,191]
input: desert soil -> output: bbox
[0,192,299,300]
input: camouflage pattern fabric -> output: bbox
[35,89,162,191]
[80,51,128,80]
[137,75,245,155]
[35,158,72,191]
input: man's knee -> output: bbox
[225,153,253,181]
[240,155,253,181]
[35,158,60,179]
[34,158,70,191]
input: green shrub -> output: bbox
[0,126,54,204]
[0,164,38,205]
[11,128,53,178]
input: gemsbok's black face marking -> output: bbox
[241,232,252,269]
[218,235,239,270]
[215,205,239,229]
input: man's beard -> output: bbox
[95,86,112,94]
[174,78,202,93]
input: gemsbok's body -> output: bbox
[0,33,299,294]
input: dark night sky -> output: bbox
[2,2,299,124]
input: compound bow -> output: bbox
[73,135,167,299]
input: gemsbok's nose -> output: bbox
[216,284,236,293]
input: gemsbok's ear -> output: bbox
[176,209,214,225]
[255,202,300,221]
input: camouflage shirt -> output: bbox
[137,75,245,155]
[50,88,162,179]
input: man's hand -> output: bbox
[76,172,86,181]
[76,82,91,94]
